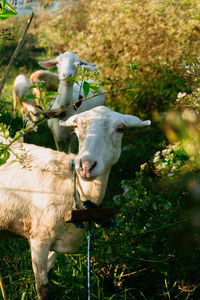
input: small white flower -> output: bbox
[153,151,160,163]
[159,162,167,169]
[162,149,170,154]
[177,92,186,99]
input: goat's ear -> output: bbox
[122,114,151,127]
[38,60,57,69]
[74,60,96,71]
[59,116,77,127]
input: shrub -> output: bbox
[60,0,200,116]
[1,0,200,117]
[92,143,200,299]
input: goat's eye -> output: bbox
[73,123,78,129]
[116,125,125,133]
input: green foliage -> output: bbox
[1,0,199,116]
[66,66,103,99]
[0,99,23,136]
[36,0,198,116]
[96,143,200,299]
[0,147,10,165]
[0,122,11,165]
[164,60,200,166]
[83,81,90,98]
[29,81,61,110]
[0,0,17,21]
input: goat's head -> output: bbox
[60,106,151,180]
[38,52,96,82]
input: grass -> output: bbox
[0,238,139,299]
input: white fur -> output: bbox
[13,74,41,121]
[39,52,106,153]
[0,106,150,299]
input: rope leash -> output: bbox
[70,159,78,209]
[70,159,92,299]
[88,221,92,300]
[69,159,115,299]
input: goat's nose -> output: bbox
[80,159,97,178]
[63,73,72,79]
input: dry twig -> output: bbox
[0,12,34,94]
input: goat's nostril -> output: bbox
[65,73,72,78]
[80,160,97,176]
[90,161,97,171]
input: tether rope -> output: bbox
[70,159,92,299]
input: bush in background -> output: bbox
[1,0,200,117]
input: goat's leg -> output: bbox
[30,238,51,300]
[47,251,57,273]
[12,91,18,117]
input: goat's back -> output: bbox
[13,74,31,100]
[30,70,59,91]
[0,143,75,236]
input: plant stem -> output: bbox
[0,85,137,153]
[0,12,34,94]
[0,274,7,300]
[43,86,138,117]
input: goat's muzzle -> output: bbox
[79,159,97,180]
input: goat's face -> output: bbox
[38,52,96,82]
[56,52,80,80]
[60,106,151,180]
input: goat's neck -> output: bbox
[56,81,74,108]
[77,170,110,207]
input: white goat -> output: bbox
[30,70,59,103]
[13,74,41,121]
[0,106,150,299]
[38,52,106,153]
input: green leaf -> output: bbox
[0,123,6,134]
[0,123,10,138]
[127,62,139,71]
[88,82,101,94]
[5,1,17,13]
[180,61,187,67]
[21,291,27,300]
[45,91,61,97]
[2,0,6,9]
[195,79,200,84]
[0,7,17,21]
[0,149,10,166]
[23,94,37,100]
[14,131,23,140]
[83,81,90,98]
[64,77,79,84]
